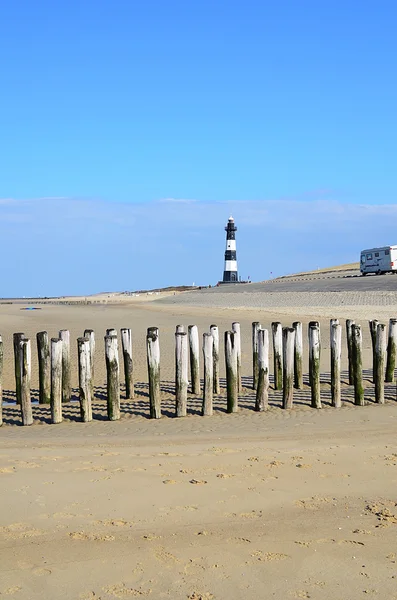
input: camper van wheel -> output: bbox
[376,270,381,275]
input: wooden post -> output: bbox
[352,324,364,406]
[282,327,295,409]
[255,328,269,411]
[19,338,32,426]
[50,338,63,424]
[84,329,95,395]
[292,321,303,389]
[77,337,92,422]
[36,331,51,404]
[188,325,200,395]
[13,332,25,405]
[385,318,397,382]
[202,333,213,416]
[330,322,342,408]
[309,324,321,408]
[106,328,117,336]
[176,324,185,334]
[369,320,379,384]
[121,328,134,399]
[0,336,3,426]
[232,322,242,392]
[147,327,161,419]
[271,322,283,390]
[225,330,238,413]
[175,331,188,416]
[210,324,220,394]
[105,334,120,420]
[375,323,387,404]
[252,321,261,390]
[59,330,71,403]
[346,319,355,385]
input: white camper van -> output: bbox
[360,246,397,275]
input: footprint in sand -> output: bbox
[32,568,52,576]
[189,479,207,485]
[251,551,289,562]
[103,583,152,597]
[69,532,115,542]
[0,587,22,596]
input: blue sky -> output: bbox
[1,1,396,296]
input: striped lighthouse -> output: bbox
[223,216,239,283]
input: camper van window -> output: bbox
[366,253,373,260]
[375,252,379,257]
[361,255,365,263]
[385,250,390,255]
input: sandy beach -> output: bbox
[1,275,397,599]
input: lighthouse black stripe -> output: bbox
[225,250,236,260]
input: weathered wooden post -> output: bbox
[292,321,303,389]
[369,319,379,384]
[59,330,71,403]
[147,327,161,419]
[188,325,200,395]
[375,323,387,404]
[175,331,188,417]
[225,330,238,413]
[105,334,120,420]
[385,318,397,382]
[19,338,32,426]
[309,324,321,408]
[282,327,295,409]
[271,322,283,390]
[352,324,364,406]
[252,321,261,390]
[13,332,25,405]
[202,333,213,416]
[50,338,63,424]
[121,328,134,399]
[84,329,95,394]
[106,328,117,337]
[77,337,92,422]
[176,324,185,334]
[232,322,242,392]
[36,331,51,404]
[330,322,342,408]
[255,328,269,411]
[0,336,3,426]
[210,324,220,394]
[346,319,355,385]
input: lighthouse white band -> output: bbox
[226,240,236,251]
[224,260,238,272]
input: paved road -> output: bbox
[207,272,397,294]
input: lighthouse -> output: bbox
[222,216,239,283]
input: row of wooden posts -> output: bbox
[1,318,396,426]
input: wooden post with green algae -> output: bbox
[37,331,51,404]
[271,322,283,391]
[105,334,120,421]
[385,318,397,383]
[20,338,32,426]
[59,329,71,403]
[252,321,261,390]
[225,330,238,413]
[255,328,269,412]
[352,324,364,406]
[121,328,134,399]
[175,331,188,417]
[202,333,213,416]
[210,325,220,394]
[232,322,242,392]
[51,338,63,424]
[77,337,93,422]
[346,319,355,385]
[282,327,295,409]
[188,325,200,395]
[309,324,321,409]
[375,323,387,404]
[292,321,303,390]
[369,320,379,384]
[147,327,161,419]
[330,322,342,408]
